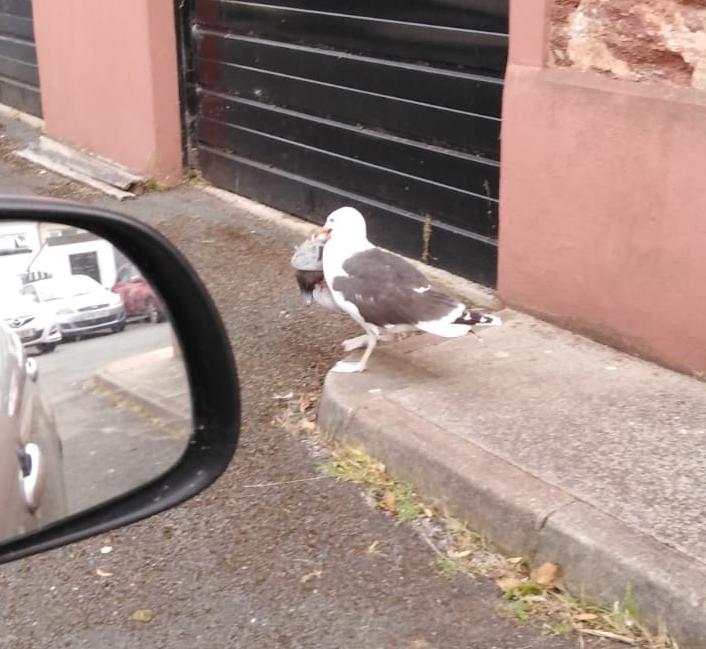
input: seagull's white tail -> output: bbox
[416,309,501,338]
[453,310,502,327]
[415,321,470,338]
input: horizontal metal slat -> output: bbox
[198,144,498,286]
[196,31,503,118]
[198,117,498,237]
[0,12,33,40]
[204,0,508,32]
[0,34,35,62]
[197,62,501,158]
[0,53,37,85]
[0,0,32,19]
[0,76,41,115]
[195,0,508,75]
[199,93,499,198]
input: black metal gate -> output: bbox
[0,0,41,116]
[189,0,507,286]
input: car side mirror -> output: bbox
[0,196,240,564]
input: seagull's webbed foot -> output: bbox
[341,333,393,352]
[332,329,377,373]
[341,334,368,352]
[331,360,367,373]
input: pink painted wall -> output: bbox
[499,0,706,376]
[32,0,182,184]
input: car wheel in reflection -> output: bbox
[111,322,126,334]
[146,298,160,324]
[38,342,57,353]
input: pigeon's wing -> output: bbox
[291,238,325,271]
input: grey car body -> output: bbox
[0,292,62,354]
[0,321,67,540]
[20,275,126,341]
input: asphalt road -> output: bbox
[0,119,618,648]
[32,322,186,516]
[33,320,172,406]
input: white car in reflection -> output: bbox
[19,275,126,342]
[0,321,67,539]
[0,292,62,354]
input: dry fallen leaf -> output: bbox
[379,492,397,514]
[300,570,322,584]
[579,629,636,643]
[95,568,113,578]
[530,561,561,588]
[298,420,316,433]
[448,549,472,559]
[495,576,525,592]
[411,640,432,648]
[132,610,154,623]
[573,612,599,621]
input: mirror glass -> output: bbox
[0,220,191,543]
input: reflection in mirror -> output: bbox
[0,220,191,544]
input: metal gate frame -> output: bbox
[0,0,41,116]
[179,0,508,287]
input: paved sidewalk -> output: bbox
[318,310,706,648]
[94,347,192,434]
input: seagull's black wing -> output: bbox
[334,249,461,327]
[341,248,430,288]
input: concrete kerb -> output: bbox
[92,368,190,437]
[317,371,706,648]
[537,503,706,649]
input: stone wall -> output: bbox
[549,0,706,89]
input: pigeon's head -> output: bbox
[318,206,367,242]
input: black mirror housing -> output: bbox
[0,196,240,563]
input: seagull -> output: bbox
[291,235,391,352]
[318,206,502,373]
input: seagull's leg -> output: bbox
[342,332,396,352]
[341,334,368,352]
[332,328,378,373]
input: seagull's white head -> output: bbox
[319,206,367,242]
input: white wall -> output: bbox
[0,222,42,291]
[0,222,120,291]
[31,238,118,287]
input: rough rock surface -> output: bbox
[550,0,706,89]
